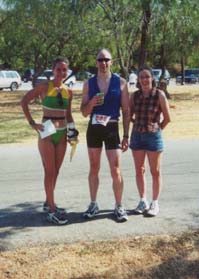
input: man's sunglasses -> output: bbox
[97,58,111,63]
[57,91,64,106]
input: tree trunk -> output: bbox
[138,2,151,68]
[181,55,185,85]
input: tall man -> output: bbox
[80,48,130,222]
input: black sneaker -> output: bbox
[43,202,66,213]
[114,205,128,222]
[83,202,99,218]
[46,211,68,225]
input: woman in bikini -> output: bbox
[21,57,78,225]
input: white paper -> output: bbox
[92,114,111,126]
[39,120,56,139]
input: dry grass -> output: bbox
[0,230,199,279]
[1,85,199,144]
[0,86,199,278]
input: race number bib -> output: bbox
[92,114,111,126]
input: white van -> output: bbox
[0,70,22,91]
[152,69,170,85]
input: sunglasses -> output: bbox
[57,91,64,106]
[97,58,111,63]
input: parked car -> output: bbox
[76,71,93,81]
[0,70,22,91]
[176,69,199,84]
[34,69,76,87]
[152,69,170,85]
[22,69,34,82]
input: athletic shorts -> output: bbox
[86,122,120,150]
[129,130,163,151]
[50,129,66,145]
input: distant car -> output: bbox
[176,69,199,84]
[128,71,137,86]
[152,69,170,85]
[22,69,34,82]
[0,70,22,91]
[76,71,93,81]
[34,69,76,87]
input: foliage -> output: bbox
[0,0,198,76]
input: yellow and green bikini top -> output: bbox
[42,81,69,111]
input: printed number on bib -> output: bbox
[92,114,111,126]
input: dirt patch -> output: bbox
[0,230,199,279]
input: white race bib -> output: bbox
[91,114,111,126]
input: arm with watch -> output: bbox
[21,85,45,132]
[66,90,79,142]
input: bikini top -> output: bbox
[42,81,69,112]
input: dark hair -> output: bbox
[52,57,69,69]
[136,65,156,89]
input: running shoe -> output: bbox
[46,211,68,225]
[43,202,66,213]
[145,201,159,217]
[114,205,128,222]
[83,202,99,218]
[133,200,149,214]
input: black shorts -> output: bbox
[86,122,120,150]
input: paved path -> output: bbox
[0,140,199,250]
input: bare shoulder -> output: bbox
[157,89,166,99]
[120,76,127,85]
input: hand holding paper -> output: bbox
[38,120,56,139]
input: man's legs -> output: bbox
[83,148,102,218]
[106,149,123,205]
[87,147,102,201]
[106,149,128,221]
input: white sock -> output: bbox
[152,200,158,205]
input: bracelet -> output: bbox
[123,135,129,139]
[29,119,36,126]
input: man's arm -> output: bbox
[120,78,130,152]
[80,80,99,117]
[120,78,130,139]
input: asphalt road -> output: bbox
[0,139,199,251]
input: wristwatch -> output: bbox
[29,119,36,126]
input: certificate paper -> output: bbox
[39,120,56,139]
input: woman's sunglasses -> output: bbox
[97,58,111,63]
[57,91,64,106]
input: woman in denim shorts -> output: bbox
[129,65,171,217]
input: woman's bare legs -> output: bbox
[132,150,147,199]
[106,149,123,205]
[38,136,67,211]
[147,151,162,200]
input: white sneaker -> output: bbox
[114,205,128,222]
[145,201,159,217]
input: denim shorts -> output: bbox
[129,130,164,151]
